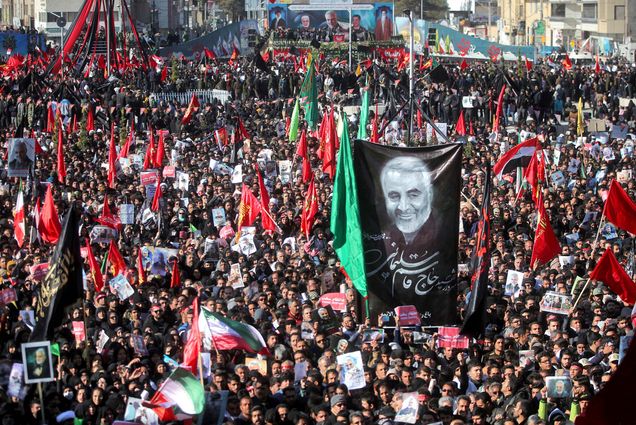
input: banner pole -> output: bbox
[37,382,46,425]
[572,214,606,311]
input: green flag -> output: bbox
[51,342,60,357]
[74,418,84,425]
[289,98,300,142]
[357,84,369,140]
[299,57,318,130]
[330,113,367,297]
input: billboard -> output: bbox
[267,3,394,41]
[159,20,258,58]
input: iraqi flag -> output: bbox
[198,308,269,355]
[493,137,541,179]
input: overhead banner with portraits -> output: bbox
[353,141,462,326]
[267,3,394,41]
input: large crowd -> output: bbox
[0,35,633,425]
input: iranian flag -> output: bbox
[13,189,25,247]
[147,367,204,421]
[199,308,269,355]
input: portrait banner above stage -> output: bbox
[353,141,462,325]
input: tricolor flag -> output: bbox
[493,137,541,179]
[147,367,205,421]
[198,308,269,354]
[13,188,25,247]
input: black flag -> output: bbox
[31,206,84,341]
[461,165,492,338]
[354,142,462,325]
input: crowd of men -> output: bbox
[0,37,633,425]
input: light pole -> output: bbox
[405,9,414,145]
[348,8,352,70]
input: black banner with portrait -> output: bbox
[353,141,462,326]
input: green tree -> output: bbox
[396,0,448,21]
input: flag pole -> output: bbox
[197,351,204,387]
[572,213,606,310]
[37,382,46,425]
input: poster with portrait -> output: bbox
[212,207,227,227]
[539,291,572,315]
[139,246,178,275]
[361,328,385,344]
[7,363,26,399]
[119,204,135,225]
[354,141,462,325]
[231,227,257,256]
[504,270,524,297]
[337,351,365,390]
[228,263,243,289]
[395,392,419,424]
[546,376,572,398]
[21,341,54,384]
[90,225,118,244]
[271,3,394,41]
[7,138,35,178]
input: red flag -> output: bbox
[151,179,163,212]
[236,116,250,141]
[160,66,168,82]
[96,196,122,231]
[182,297,200,373]
[301,178,319,239]
[86,106,95,131]
[236,184,262,229]
[322,108,338,179]
[46,103,54,133]
[107,123,117,189]
[575,336,636,425]
[562,54,572,70]
[589,248,636,304]
[137,249,146,285]
[493,83,506,131]
[170,258,180,288]
[144,127,155,170]
[181,94,200,125]
[296,129,308,158]
[604,180,636,235]
[85,240,104,292]
[371,115,379,144]
[595,54,601,74]
[108,240,127,277]
[530,195,560,269]
[456,110,466,136]
[229,47,239,66]
[118,121,134,159]
[460,58,468,71]
[154,130,165,168]
[416,109,422,129]
[523,150,545,203]
[57,125,66,184]
[525,57,532,72]
[203,47,216,61]
[40,185,61,244]
[256,167,276,233]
